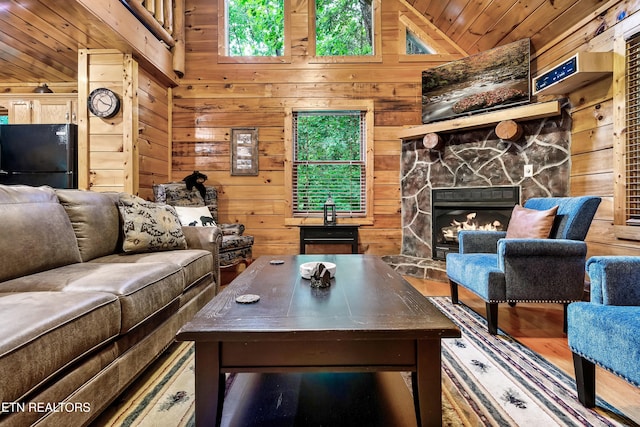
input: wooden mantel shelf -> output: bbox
[398,100,561,140]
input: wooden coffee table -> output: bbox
[176,255,460,427]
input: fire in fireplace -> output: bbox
[432,186,520,260]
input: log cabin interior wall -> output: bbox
[175,0,640,260]
[1,0,640,261]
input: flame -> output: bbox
[441,212,503,242]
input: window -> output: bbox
[315,0,373,56]
[626,33,640,225]
[406,29,434,55]
[309,0,381,62]
[285,101,374,225]
[219,0,290,62]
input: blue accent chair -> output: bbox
[446,196,601,334]
[568,256,640,407]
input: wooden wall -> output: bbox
[138,68,171,200]
[174,0,463,257]
[174,0,640,260]
[534,3,640,259]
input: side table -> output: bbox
[299,225,359,254]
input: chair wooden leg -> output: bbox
[572,352,596,407]
[486,302,498,335]
[449,280,459,304]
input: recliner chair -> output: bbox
[446,196,601,334]
[153,182,254,284]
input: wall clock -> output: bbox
[87,88,120,118]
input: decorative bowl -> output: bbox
[299,262,336,279]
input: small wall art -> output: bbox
[230,127,259,176]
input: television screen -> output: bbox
[422,38,530,123]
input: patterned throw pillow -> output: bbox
[118,194,187,253]
[173,206,217,227]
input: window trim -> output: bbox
[308,0,382,64]
[614,21,640,240]
[284,100,374,226]
[217,0,292,64]
[397,12,466,63]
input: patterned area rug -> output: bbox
[93,297,635,427]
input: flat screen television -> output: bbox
[422,38,530,123]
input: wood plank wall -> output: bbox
[174,0,462,257]
[138,68,171,200]
[173,0,639,261]
[535,1,640,258]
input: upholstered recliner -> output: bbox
[153,182,254,278]
[568,256,640,407]
[446,196,601,334]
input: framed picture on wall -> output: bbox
[230,127,259,176]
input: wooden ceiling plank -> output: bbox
[528,0,613,58]
[453,0,519,53]
[446,0,495,43]
[0,39,73,82]
[471,0,549,52]
[0,16,78,74]
[432,0,470,34]
[494,0,581,50]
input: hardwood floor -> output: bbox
[405,276,640,425]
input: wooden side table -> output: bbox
[299,225,359,254]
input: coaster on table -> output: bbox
[236,294,260,304]
[270,260,285,265]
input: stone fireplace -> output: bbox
[383,105,571,280]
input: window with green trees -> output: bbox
[292,111,367,216]
[406,29,434,54]
[225,0,285,56]
[315,0,373,56]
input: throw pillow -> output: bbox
[118,194,187,253]
[174,206,217,227]
[505,204,558,239]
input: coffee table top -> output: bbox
[177,255,460,342]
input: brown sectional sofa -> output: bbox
[0,185,222,426]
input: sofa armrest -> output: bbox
[182,226,223,290]
[458,230,505,254]
[586,256,640,306]
[497,239,588,301]
[219,223,245,236]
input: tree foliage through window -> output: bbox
[293,111,366,215]
[315,0,373,56]
[226,0,284,56]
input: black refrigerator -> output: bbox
[0,124,78,188]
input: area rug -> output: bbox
[94,297,636,427]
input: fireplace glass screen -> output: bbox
[432,187,520,260]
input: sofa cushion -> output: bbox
[505,204,558,239]
[0,291,120,403]
[91,249,213,291]
[118,194,187,253]
[56,189,121,262]
[0,263,183,333]
[445,252,506,301]
[568,302,640,387]
[0,185,81,282]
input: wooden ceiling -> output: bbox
[0,0,628,84]
[405,0,620,56]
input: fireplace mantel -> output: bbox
[398,100,561,140]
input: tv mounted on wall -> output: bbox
[422,38,530,123]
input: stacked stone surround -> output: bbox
[383,106,572,281]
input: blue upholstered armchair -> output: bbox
[446,196,601,335]
[568,256,640,407]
